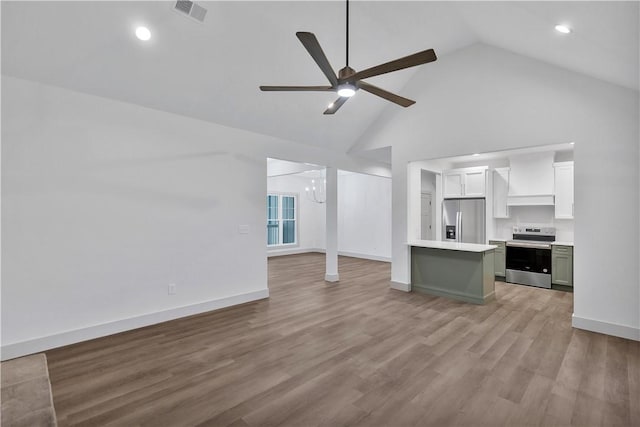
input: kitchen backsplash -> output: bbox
[493,205,574,242]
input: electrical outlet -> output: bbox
[168,283,176,295]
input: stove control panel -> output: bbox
[512,226,555,236]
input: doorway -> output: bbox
[421,192,433,240]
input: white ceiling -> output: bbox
[432,141,574,165]
[267,157,324,176]
[2,1,638,154]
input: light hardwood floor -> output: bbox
[47,253,639,426]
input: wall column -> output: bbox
[325,166,339,282]
[391,153,411,291]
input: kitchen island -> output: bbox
[408,240,497,304]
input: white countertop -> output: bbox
[488,238,507,242]
[408,240,497,253]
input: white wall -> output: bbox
[337,172,392,261]
[1,76,390,359]
[493,206,574,242]
[267,174,325,255]
[357,43,640,340]
[267,171,392,261]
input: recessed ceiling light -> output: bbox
[135,26,151,41]
[555,24,571,34]
[472,153,480,157]
[569,142,575,145]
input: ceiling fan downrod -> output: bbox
[346,0,349,67]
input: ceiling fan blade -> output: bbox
[323,97,349,115]
[346,49,437,82]
[296,32,339,87]
[358,81,415,107]
[260,85,334,92]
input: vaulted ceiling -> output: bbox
[2,1,638,154]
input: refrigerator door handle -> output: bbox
[458,211,463,242]
[454,212,459,242]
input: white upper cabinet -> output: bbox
[464,169,486,196]
[554,161,574,219]
[493,167,510,218]
[443,167,487,198]
[443,172,463,198]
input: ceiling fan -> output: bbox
[260,0,437,115]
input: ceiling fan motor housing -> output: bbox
[338,66,356,83]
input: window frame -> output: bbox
[266,192,298,247]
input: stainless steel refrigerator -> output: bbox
[442,198,486,244]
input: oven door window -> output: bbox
[506,246,551,274]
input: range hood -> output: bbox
[506,152,555,206]
[507,194,555,206]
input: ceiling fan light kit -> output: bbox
[337,83,356,97]
[260,0,437,114]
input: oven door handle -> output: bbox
[506,241,551,249]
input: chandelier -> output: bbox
[305,178,326,204]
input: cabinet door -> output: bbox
[495,247,506,277]
[489,241,506,277]
[492,168,510,218]
[444,172,463,198]
[552,250,573,286]
[554,164,574,219]
[464,170,486,197]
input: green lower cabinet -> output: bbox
[552,245,573,286]
[489,240,506,277]
[411,246,495,304]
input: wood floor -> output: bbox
[47,253,639,426]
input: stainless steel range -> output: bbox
[506,226,555,289]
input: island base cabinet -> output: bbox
[411,246,495,304]
[552,245,573,286]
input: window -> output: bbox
[267,193,297,246]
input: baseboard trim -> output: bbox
[572,314,640,341]
[390,281,411,292]
[412,284,493,305]
[1,289,270,361]
[325,274,340,282]
[267,247,319,257]
[268,248,391,263]
[337,251,391,263]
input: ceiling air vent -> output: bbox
[173,1,207,23]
